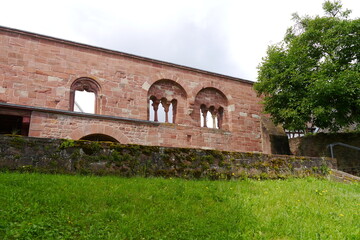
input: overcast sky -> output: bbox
[1,0,359,81]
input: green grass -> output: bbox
[0,173,359,239]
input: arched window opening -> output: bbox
[200,105,222,129]
[147,79,186,124]
[148,96,176,123]
[194,88,228,130]
[70,78,100,114]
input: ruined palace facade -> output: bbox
[0,26,272,153]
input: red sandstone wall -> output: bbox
[0,27,264,152]
[28,111,261,152]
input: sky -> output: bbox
[1,0,359,82]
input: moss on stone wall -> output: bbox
[0,135,333,180]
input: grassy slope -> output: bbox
[0,173,359,240]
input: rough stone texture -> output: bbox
[289,133,360,176]
[1,26,267,153]
[330,169,360,183]
[0,135,334,179]
[261,116,290,155]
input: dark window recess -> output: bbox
[0,114,30,136]
[80,134,119,143]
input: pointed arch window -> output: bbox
[70,78,101,114]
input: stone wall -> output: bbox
[260,116,290,155]
[290,133,360,176]
[0,26,266,153]
[0,135,334,179]
[29,110,239,151]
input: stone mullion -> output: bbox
[201,107,208,127]
[162,99,170,123]
[217,111,222,129]
[210,108,217,129]
[171,100,177,124]
[152,99,160,122]
[217,107,223,129]
[212,113,217,129]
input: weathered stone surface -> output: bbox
[261,116,290,155]
[0,26,266,153]
[290,132,360,176]
[0,135,334,179]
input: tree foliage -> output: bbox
[255,1,360,132]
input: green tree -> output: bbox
[255,0,360,132]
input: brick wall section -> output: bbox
[0,27,264,152]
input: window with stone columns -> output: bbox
[193,87,228,130]
[70,78,101,114]
[149,97,177,123]
[147,79,187,123]
[200,104,224,129]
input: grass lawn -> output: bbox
[0,172,359,239]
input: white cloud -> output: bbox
[1,0,359,81]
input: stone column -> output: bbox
[162,100,171,123]
[152,98,160,122]
[201,107,208,127]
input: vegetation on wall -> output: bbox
[0,135,333,180]
[255,1,360,132]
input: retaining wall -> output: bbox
[290,132,360,176]
[0,135,335,179]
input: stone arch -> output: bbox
[147,79,187,123]
[193,87,229,130]
[148,79,187,99]
[145,72,190,92]
[69,124,128,143]
[69,77,101,114]
[190,83,233,106]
